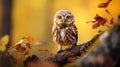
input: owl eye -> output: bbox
[57,15,62,19]
[66,16,71,19]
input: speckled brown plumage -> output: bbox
[52,10,78,51]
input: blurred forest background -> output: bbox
[0,0,120,67]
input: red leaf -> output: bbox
[98,0,112,8]
[87,14,107,29]
[105,9,111,15]
[100,19,107,26]
[92,23,100,29]
[110,18,114,24]
[94,14,107,26]
[16,44,26,53]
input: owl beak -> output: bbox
[59,19,67,28]
[62,19,67,23]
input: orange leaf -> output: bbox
[98,0,112,8]
[26,36,34,42]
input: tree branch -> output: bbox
[24,31,103,67]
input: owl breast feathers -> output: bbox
[52,24,78,46]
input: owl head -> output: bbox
[54,10,75,26]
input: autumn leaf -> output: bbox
[9,36,33,52]
[94,14,107,25]
[26,36,34,42]
[110,18,114,24]
[105,9,111,15]
[91,14,107,29]
[92,23,100,29]
[98,0,112,8]
[6,36,34,64]
[0,35,9,51]
[22,36,34,43]
[16,44,26,53]
[87,0,113,29]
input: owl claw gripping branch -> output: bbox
[52,10,78,52]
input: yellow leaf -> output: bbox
[0,35,9,51]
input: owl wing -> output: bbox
[52,25,57,35]
[52,25,60,41]
[72,24,78,43]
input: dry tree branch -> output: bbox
[24,31,103,67]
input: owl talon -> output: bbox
[57,50,64,53]
[65,47,72,51]
[66,45,76,50]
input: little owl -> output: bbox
[52,10,78,51]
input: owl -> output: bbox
[52,10,78,51]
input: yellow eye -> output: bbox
[57,15,62,19]
[66,16,71,19]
